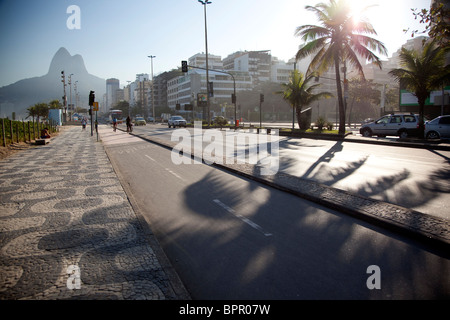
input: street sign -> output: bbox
[93,102,99,111]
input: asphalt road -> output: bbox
[102,126,449,299]
[130,124,450,220]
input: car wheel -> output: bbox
[398,130,408,139]
[426,131,440,139]
[361,128,372,137]
[168,124,171,128]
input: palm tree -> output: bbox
[31,103,49,123]
[279,70,332,129]
[295,0,387,134]
[26,105,37,122]
[389,39,450,138]
[49,99,62,109]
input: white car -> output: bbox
[360,113,422,138]
[168,116,187,128]
[425,115,450,139]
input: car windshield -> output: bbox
[375,116,389,124]
[136,117,144,120]
[172,116,183,120]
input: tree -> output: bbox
[278,70,332,129]
[26,103,48,123]
[26,106,37,122]
[389,39,450,138]
[114,100,130,116]
[49,99,62,109]
[347,78,380,123]
[295,0,387,134]
[407,1,450,49]
[34,103,49,123]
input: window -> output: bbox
[404,115,415,123]
[390,116,402,123]
[375,116,389,124]
[439,116,450,124]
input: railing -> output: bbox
[0,118,58,147]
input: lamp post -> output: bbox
[198,0,211,126]
[69,74,73,120]
[61,71,67,123]
[74,81,78,112]
[148,55,156,124]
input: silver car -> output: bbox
[425,115,450,139]
[360,113,421,138]
[168,116,187,128]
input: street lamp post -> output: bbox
[69,74,73,120]
[61,71,67,123]
[198,0,211,126]
[148,55,156,124]
[74,81,78,112]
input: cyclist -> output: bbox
[113,117,117,132]
[126,116,132,133]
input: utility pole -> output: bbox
[61,71,67,123]
[148,55,156,123]
[198,0,212,126]
[69,74,73,120]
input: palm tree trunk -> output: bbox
[334,56,346,135]
[418,99,426,139]
[296,105,302,129]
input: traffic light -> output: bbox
[231,93,236,104]
[182,61,188,72]
[260,93,264,103]
[89,91,95,106]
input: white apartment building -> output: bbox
[188,53,223,70]
[223,50,271,85]
[167,68,253,111]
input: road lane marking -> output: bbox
[213,199,272,237]
[145,154,186,182]
[165,168,185,182]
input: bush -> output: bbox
[326,121,334,131]
[316,116,326,131]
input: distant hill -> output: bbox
[0,47,106,118]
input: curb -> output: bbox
[124,128,450,251]
[277,131,450,151]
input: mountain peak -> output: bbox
[48,47,88,76]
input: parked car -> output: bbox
[359,113,424,138]
[168,116,187,128]
[425,115,450,139]
[134,117,146,126]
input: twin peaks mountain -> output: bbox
[0,47,106,118]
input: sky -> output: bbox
[0,0,431,88]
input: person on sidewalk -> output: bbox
[40,128,51,139]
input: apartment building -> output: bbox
[106,78,120,111]
[167,67,252,112]
[223,50,271,85]
[188,53,223,70]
